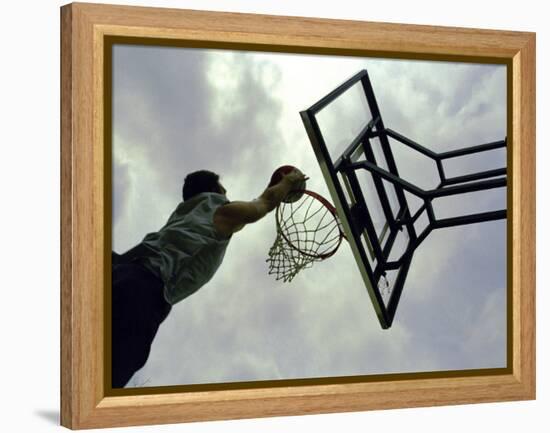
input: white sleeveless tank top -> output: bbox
[138,192,231,305]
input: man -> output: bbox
[112,168,306,388]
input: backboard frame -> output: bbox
[301,69,507,329]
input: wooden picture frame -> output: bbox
[60,2,536,429]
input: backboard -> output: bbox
[300,69,507,329]
[300,70,416,329]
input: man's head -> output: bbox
[182,170,225,201]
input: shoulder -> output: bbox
[198,192,229,207]
[177,192,229,214]
[209,192,230,206]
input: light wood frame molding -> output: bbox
[60,2,535,429]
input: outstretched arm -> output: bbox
[213,170,306,237]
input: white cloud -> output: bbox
[113,45,507,387]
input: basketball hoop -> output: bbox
[266,190,346,282]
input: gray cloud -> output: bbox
[397,220,507,370]
[112,158,130,225]
[112,47,507,387]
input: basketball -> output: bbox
[268,165,306,203]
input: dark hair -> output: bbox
[182,170,221,201]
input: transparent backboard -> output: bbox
[301,70,416,329]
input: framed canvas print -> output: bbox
[60,2,536,429]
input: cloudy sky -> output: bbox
[111,44,507,388]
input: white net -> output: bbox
[266,191,344,282]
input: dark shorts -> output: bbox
[111,260,171,388]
